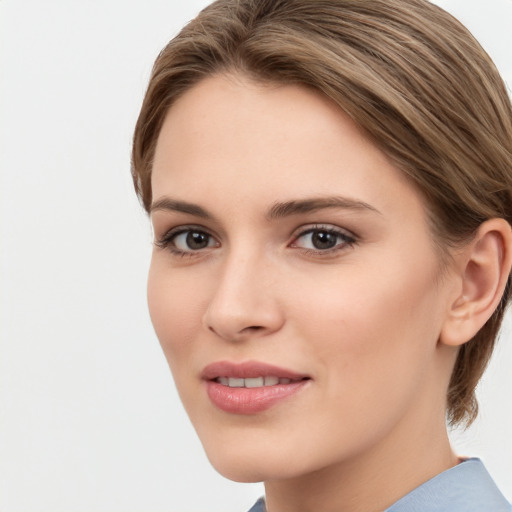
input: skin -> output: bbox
[147,73,491,512]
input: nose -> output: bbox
[202,253,285,342]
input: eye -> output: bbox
[291,226,356,253]
[173,230,215,251]
[156,227,218,255]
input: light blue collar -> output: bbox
[386,458,511,512]
[248,458,511,512]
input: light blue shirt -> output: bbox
[247,458,511,512]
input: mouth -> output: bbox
[214,376,305,388]
[201,361,311,414]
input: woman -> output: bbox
[132,0,512,510]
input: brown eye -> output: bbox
[172,230,216,251]
[292,227,356,252]
[310,231,338,250]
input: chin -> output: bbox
[202,444,270,482]
[201,433,335,483]
[201,438,302,483]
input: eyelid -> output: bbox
[289,223,357,253]
[290,223,357,240]
[155,224,220,254]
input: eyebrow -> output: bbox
[150,197,213,218]
[267,196,380,219]
[149,195,380,219]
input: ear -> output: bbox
[440,218,512,347]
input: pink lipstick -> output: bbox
[201,361,310,414]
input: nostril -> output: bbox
[208,324,265,340]
[243,325,264,332]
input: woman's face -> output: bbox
[148,74,459,482]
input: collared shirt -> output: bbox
[247,458,511,512]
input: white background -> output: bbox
[1,1,511,511]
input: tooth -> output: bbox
[228,377,245,388]
[279,378,291,384]
[218,377,229,385]
[245,377,264,388]
[264,376,279,386]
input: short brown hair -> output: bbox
[132,0,512,426]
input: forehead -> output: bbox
[151,73,425,223]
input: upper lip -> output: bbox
[201,360,309,381]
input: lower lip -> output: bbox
[205,380,309,414]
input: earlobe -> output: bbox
[440,218,512,347]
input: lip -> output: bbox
[201,360,308,381]
[202,360,310,414]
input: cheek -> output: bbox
[147,259,205,365]
[290,254,444,387]
[276,259,446,464]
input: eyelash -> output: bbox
[155,225,218,258]
[290,224,357,256]
[155,224,357,258]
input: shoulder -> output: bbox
[387,458,511,512]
